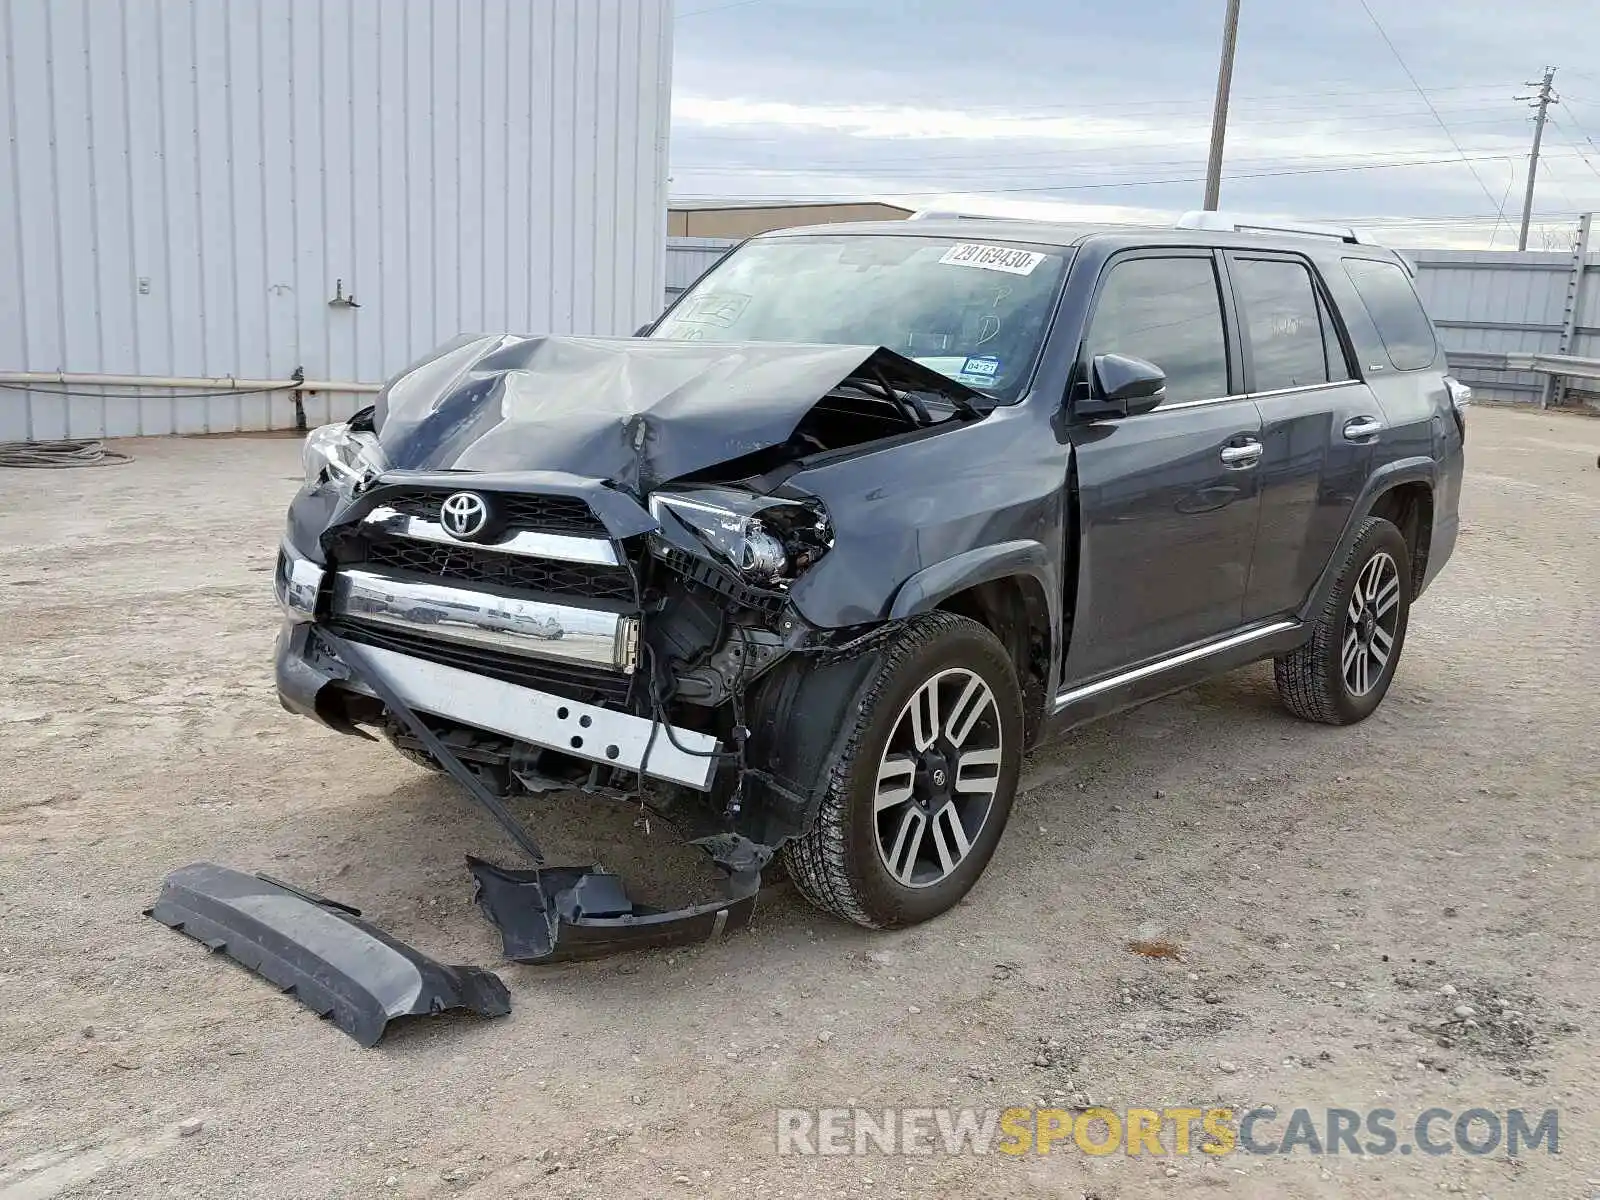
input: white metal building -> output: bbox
[0,0,673,440]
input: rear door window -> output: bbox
[1343,258,1438,371]
[1083,256,1230,404]
[1231,257,1331,391]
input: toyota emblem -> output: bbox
[439,491,490,540]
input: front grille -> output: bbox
[381,488,608,536]
[360,538,636,601]
[329,620,634,707]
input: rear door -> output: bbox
[1225,251,1378,622]
[1064,250,1265,682]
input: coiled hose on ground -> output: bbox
[0,439,132,468]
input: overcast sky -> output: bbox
[669,0,1600,247]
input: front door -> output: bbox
[1064,251,1264,683]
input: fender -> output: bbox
[1299,456,1436,623]
[887,539,1058,629]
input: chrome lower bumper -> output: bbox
[330,568,637,672]
[337,643,719,789]
[275,542,711,788]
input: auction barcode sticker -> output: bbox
[938,243,1046,275]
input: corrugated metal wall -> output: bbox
[0,0,673,440]
[664,236,1600,407]
[662,236,733,304]
[1410,248,1600,405]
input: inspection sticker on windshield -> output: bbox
[938,243,1046,275]
[958,355,1001,382]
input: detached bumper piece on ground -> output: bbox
[145,863,510,1047]
[470,857,759,963]
[148,632,765,1044]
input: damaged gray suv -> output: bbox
[276,214,1465,937]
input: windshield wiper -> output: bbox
[836,369,986,427]
[833,376,928,426]
[870,367,933,425]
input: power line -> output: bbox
[675,97,1530,136]
[677,0,768,17]
[673,113,1538,158]
[673,152,1538,199]
[1546,117,1600,180]
[676,148,1600,186]
[1354,0,1509,220]
[682,82,1529,121]
[673,132,1546,175]
[1554,102,1600,153]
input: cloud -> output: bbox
[670,0,1600,248]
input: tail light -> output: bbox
[1444,376,1471,442]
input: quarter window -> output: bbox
[1343,257,1438,371]
[1232,257,1332,391]
[1083,257,1229,405]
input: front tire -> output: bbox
[1274,516,1411,725]
[780,612,1024,928]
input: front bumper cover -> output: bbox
[146,863,510,1046]
[267,538,769,976]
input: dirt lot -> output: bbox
[1,404,1597,1199]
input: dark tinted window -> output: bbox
[1084,257,1229,404]
[1232,258,1329,391]
[1343,258,1437,371]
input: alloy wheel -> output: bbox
[873,668,1005,889]
[1342,550,1401,697]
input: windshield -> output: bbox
[650,234,1069,402]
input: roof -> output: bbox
[754,217,1399,256]
[666,199,917,214]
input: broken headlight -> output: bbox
[649,489,832,586]
[302,422,386,495]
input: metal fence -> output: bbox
[665,223,1600,408]
[1409,219,1598,407]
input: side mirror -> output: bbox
[1076,353,1166,419]
[633,322,654,338]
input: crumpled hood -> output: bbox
[373,334,982,493]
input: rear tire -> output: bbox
[1274,516,1411,725]
[780,612,1024,928]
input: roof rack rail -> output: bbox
[1175,211,1374,245]
[906,209,1060,224]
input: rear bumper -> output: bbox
[1419,510,1459,596]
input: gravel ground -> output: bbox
[0,404,1596,1199]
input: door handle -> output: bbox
[1220,440,1263,468]
[1343,416,1383,441]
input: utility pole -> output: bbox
[1203,0,1243,211]
[1515,67,1558,251]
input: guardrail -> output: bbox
[1445,351,1600,383]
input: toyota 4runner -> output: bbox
[275,213,1466,936]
